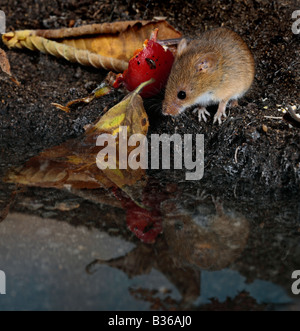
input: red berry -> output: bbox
[113,30,175,98]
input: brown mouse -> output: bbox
[162,28,255,124]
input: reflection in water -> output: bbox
[0,178,299,310]
[162,196,249,270]
[87,194,249,304]
[128,287,269,311]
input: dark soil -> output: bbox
[0,0,299,190]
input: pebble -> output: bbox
[262,124,268,133]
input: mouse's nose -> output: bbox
[162,107,173,116]
[162,102,169,116]
[162,103,180,117]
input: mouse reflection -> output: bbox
[87,195,250,305]
[162,196,249,270]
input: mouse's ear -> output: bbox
[195,53,218,73]
[177,38,188,56]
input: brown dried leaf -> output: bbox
[35,20,163,38]
[54,20,181,63]
[0,47,20,85]
[2,20,182,72]
[5,80,151,192]
[0,48,11,76]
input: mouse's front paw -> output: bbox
[193,107,210,122]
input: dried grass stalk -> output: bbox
[3,30,128,72]
[2,20,182,72]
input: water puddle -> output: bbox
[0,178,299,311]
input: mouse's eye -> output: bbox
[177,91,186,100]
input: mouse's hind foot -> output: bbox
[213,100,228,125]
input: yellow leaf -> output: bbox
[5,80,153,193]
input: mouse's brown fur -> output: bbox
[162,28,255,124]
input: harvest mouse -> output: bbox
[162,28,255,124]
